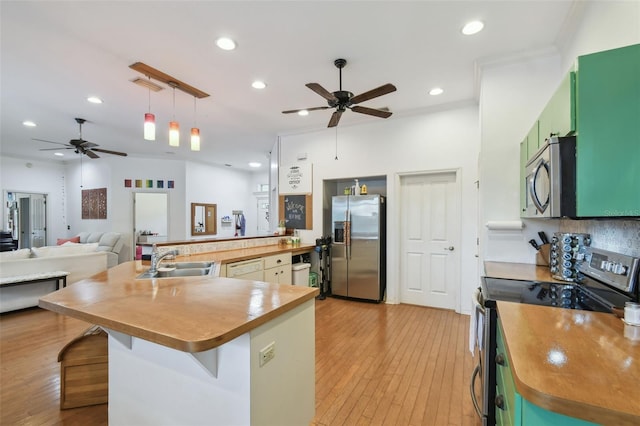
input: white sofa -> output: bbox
[0,245,109,313]
[75,231,126,268]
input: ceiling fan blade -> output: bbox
[350,83,397,105]
[282,106,331,114]
[70,139,98,149]
[351,105,393,119]
[92,148,128,157]
[32,138,69,146]
[306,83,338,102]
[39,147,74,151]
[84,150,100,159]
[328,110,343,128]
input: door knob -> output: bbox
[444,246,454,251]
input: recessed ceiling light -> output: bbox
[429,87,444,96]
[54,152,64,157]
[297,110,309,116]
[252,80,267,89]
[216,37,236,51]
[22,120,36,127]
[462,20,484,35]
[248,162,261,168]
[87,96,103,104]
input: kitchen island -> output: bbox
[39,261,319,426]
[496,300,640,425]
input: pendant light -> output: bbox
[190,96,200,151]
[144,78,156,140]
[168,83,180,147]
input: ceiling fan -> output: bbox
[282,58,397,128]
[33,118,127,159]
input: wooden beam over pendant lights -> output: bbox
[129,62,210,99]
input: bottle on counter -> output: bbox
[360,184,368,195]
[354,179,360,195]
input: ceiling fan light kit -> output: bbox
[282,58,396,128]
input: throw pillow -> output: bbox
[57,236,81,245]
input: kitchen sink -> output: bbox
[157,268,211,277]
[136,262,216,279]
[166,261,214,269]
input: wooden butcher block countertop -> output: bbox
[484,261,567,283]
[180,244,315,264]
[39,260,318,353]
[497,301,640,426]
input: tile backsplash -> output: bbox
[560,219,640,257]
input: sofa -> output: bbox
[0,246,109,313]
[74,231,126,268]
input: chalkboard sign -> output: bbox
[279,194,312,230]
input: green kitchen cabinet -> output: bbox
[576,44,640,217]
[496,321,598,426]
[525,121,540,160]
[538,71,576,144]
[520,140,528,215]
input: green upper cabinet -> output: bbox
[576,44,640,217]
[538,71,576,144]
[520,139,528,215]
[526,121,540,159]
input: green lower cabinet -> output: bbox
[521,399,598,426]
[576,43,640,217]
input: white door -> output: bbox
[400,172,459,309]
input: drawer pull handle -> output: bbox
[495,395,505,410]
[495,353,505,366]
[277,259,282,263]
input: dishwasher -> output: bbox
[226,258,264,281]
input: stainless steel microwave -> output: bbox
[523,136,576,218]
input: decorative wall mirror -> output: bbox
[191,203,217,236]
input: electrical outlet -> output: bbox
[259,342,275,367]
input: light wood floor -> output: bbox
[0,299,480,425]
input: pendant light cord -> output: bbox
[147,77,152,113]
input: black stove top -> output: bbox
[480,277,614,313]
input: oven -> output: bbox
[470,247,639,425]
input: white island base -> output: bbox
[106,299,315,426]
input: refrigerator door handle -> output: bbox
[345,220,351,259]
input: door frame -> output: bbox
[391,168,462,311]
[3,190,48,249]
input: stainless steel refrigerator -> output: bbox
[331,194,386,302]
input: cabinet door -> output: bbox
[526,121,540,160]
[264,266,292,285]
[576,44,640,217]
[520,140,528,216]
[539,72,576,144]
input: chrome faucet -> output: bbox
[149,244,179,274]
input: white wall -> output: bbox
[185,161,268,239]
[0,156,67,245]
[478,52,562,264]
[279,104,480,313]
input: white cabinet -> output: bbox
[263,253,292,285]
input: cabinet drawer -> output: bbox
[264,253,291,269]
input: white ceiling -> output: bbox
[0,1,577,171]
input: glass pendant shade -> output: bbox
[190,128,200,151]
[169,121,180,147]
[144,113,156,140]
